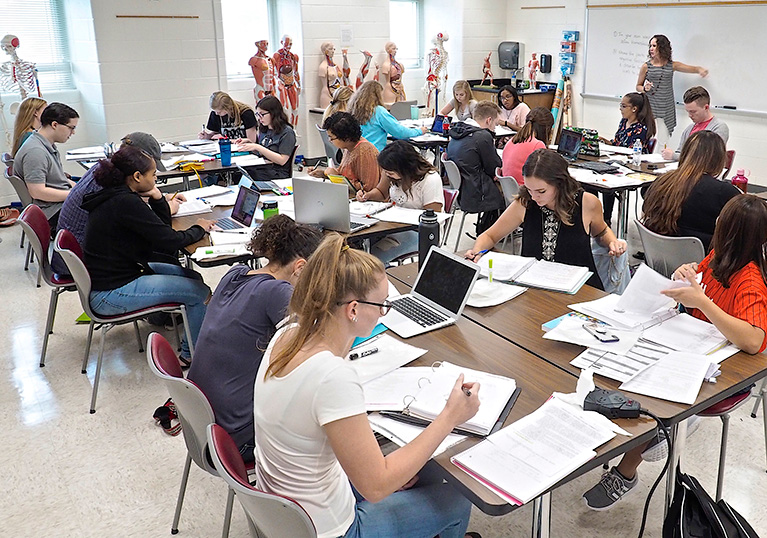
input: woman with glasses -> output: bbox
[236,95,297,180]
[496,85,529,132]
[199,91,258,142]
[254,233,481,538]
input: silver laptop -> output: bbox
[293,178,377,233]
[213,186,260,231]
[382,246,480,338]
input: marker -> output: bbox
[349,347,378,361]
[715,105,737,110]
[204,248,236,255]
[488,259,493,283]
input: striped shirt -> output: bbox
[644,60,676,135]
[688,251,767,353]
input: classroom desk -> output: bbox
[387,277,657,535]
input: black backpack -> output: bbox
[663,467,759,538]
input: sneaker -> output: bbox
[641,415,701,462]
[583,467,638,511]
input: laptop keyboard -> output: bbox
[391,296,448,327]
[215,218,240,230]
[350,219,370,233]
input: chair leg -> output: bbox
[20,229,25,248]
[171,313,181,352]
[89,324,111,414]
[40,288,62,367]
[221,487,234,538]
[751,378,766,418]
[24,243,32,270]
[180,306,194,359]
[715,414,730,501]
[36,264,42,287]
[442,215,454,247]
[82,321,95,373]
[133,320,144,353]
[172,454,193,535]
[762,389,767,471]
[453,212,467,253]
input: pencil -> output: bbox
[170,191,179,200]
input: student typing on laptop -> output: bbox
[254,234,481,538]
[466,149,626,291]
[356,141,443,266]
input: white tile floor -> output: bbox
[1,204,766,538]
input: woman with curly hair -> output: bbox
[187,214,322,461]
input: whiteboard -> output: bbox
[583,4,767,114]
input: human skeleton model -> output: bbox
[318,42,343,109]
[528,53,539,86]
[480,51,494,86]
[248,39,275,102]
[1,35,41,148]
[381,42,406,104]
[424,32,449,110]
[273,35,301,126]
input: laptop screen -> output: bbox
[413,248,478,315]
[431,115,450,134]
[557,128,583,160]
[230,186,260,226]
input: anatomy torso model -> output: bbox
[424,32,449,110]
[318,42,343,109]
[381,42,406,104]
[274,35,301,125]
[248,39,275,102]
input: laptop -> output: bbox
[430,114,451,135]
[292,178,377,233]
[382,246,480,338]
[212,186,260,231]
[236,165,281,193]
[557,128,583,162]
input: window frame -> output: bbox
[389,0,424,70]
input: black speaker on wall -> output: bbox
[498,41,520,70]
[540,54,552,73]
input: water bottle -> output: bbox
[418,209,440,268]
[631,139,642,166]
[262,200,279,220]
[731,168,749,193]
[218,138,232,167]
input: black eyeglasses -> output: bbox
[337,299,393,316]
[60,123,77,132]
[256,111,270,118]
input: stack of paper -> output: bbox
[375,207,452,226]
[66,146,106,161]
[368,412,467,458]
[173,199,212,217]
[349,201,393,217]
[619,351,712,405]
[210,230,252,246]
[598,142,633,155]
[466,279,526,308]
[232,155,267,167]
[347,334,428,384]
[478,253,592,294]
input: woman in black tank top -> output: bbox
[466,148,626,290]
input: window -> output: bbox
[220,0,274,78]
[389,0,423,69]
[0,0,72,93]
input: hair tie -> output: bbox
[341,244,350,253]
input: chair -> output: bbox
[390,99,418,121]
[286,144,299,179]
[441,158,475,252]
[207,423,317,538]
[495,168,522,253]
[721,149,736,180]
[441,188,459,247]
[18,205,76,367]
[54,230,193,413]
[634,220,705,279]
[316,124,342,167]
[4,162,34,254]
[646,138,657,154]
[147,332,242,537]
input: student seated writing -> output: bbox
[643,130,739,251]
[466,149,626,290]
[356,140,443,265]
[583,194,767,511]
[188,215,322,462]
[661,86,729,161]
[497,85,529,132]
[82,146,214,367]
[501,107,554,186]
[235,95,297,180]
[254,233,481,538]
[309,111,381,192]
[440,80,478,121]
[199,90,258,142]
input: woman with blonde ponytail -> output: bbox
[501,106,554,185]
[254,234,481,538]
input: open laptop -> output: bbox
[430,114,451,135]
[213,186,260,230]
[292,178,377,233]
[557,128,583,162]
[382,246,480,338]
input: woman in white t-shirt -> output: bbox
[440,80,478,121]
[356,140,443,265]
[254,234,480,538]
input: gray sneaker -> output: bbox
[583,467,638,511]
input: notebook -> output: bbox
[212,186,260,231]
[292,178,377,233]
[382,246,480,338]
[476,252,592,294]
[557,128,583,162]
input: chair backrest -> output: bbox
[647,138,658,154]
[286,144,299,179]
[634,219,706,278]
[389,100,417,120]
[495,167,519,207]
[4,169,33,208]
[441,156,462,191]
[18,205,56,285]
[207,423,317,538]
[1,152,13,167]
[315,125,342,167]
[54,229,96,317]
[147,332,218,474]
[722,149,736,179]
[443,188,459,214]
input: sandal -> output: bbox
[153,398,182,436]
[0,207,19,227]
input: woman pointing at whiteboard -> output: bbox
[636,34,708,143]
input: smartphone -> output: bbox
[583,323,620,343]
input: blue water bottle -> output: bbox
[219,138,232,167]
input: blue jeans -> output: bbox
[89,263,210,358]
[342,465,471,538]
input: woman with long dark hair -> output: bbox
[500,107,554,185]
[236,94,297,179]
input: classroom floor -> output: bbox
[1,207,766,538]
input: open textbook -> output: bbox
[476,252,591,294]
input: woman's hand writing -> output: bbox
[442,374,480,428]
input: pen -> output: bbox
[488,259,493,283]
[462,383,473,397]
[349,347,379,361]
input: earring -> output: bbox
[352,316,358,322]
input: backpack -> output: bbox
[663,467,759,538]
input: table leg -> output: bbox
[664,419,688,516]
[615,191,628,240]
[531,492,551,538]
